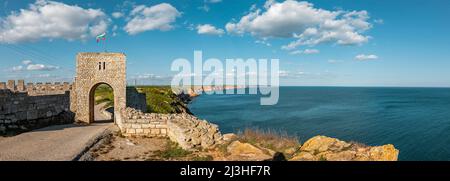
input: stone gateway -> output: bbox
[71,52,127,124]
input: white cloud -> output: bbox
[26,64,59,71]
[198,4,210,12]
[0,0,109,43]
[207,0,222,3]
[124,3,181,35]
[22,60,32,65]
[328,59,343,64]
[36,73,51,78]
[289,48,319,55]
[303,49,319,54]
[355,54,378,61]
[374,19,384,24]
[9,60,59,71]
[112,12,124,18]
[12,65,23,72]
[196,24,224,36]
[137,73,162,79]
[255,39,271,46]
[226,0,372,50]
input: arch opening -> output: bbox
[89,83,115,123]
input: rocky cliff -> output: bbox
[220,135,399,161]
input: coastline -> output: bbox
[175,87,400,161]
[80,86,400,161]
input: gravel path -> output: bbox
[0,103,113,161]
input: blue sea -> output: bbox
[188,87,450,161]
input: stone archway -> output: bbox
[88,82,115,123]
[71,52,126,124]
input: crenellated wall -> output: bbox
[0,80,74,135]
[0,80,71,95]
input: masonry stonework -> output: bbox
[71,52,127,124]
[0,81,73,135]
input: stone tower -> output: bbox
[72,52,126,124]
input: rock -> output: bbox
[222,133,237,142]
[290,152,318,161]
[284,147,298,155]
[368,144,399,161]
[317,150,356,161]
[300,135,351,153]
[226,141,272,161]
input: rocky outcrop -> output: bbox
[289,136,399,161]
[225,140,272,161]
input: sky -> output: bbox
[0,0,449,87]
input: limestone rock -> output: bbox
[291,135,399,161]
[300,135,351,153]
[368,144,399,161]
[284,147,298,155]
[290,152,318,161]
[222,133,237,142]
[226,141,272,161]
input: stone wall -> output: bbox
[0,89,73,135]
[119,108,223,150]
[0,80,71,95]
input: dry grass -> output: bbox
[237,128,301,153]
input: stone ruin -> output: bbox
[119,107,223,150]
[0,52,223,150]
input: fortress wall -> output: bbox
[0,80,74,135]
[0,80,72,95]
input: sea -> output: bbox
[188,87,450,161]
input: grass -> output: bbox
[93,85,189,114]
[154,141,192,159]
[94,84,114,108]
[237,128,301,154]
[135,86,189,114]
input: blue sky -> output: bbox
[0,0,449,87]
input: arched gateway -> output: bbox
[71,52,126,124]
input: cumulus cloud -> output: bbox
[124,3,181,35]
[0,0,110,43]
[355,54,378,61]
[112,12,124,18]
[225,0,372,50]
[289,48,319,55]
[196,24,224,36]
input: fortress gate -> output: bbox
[71,52,127,124]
